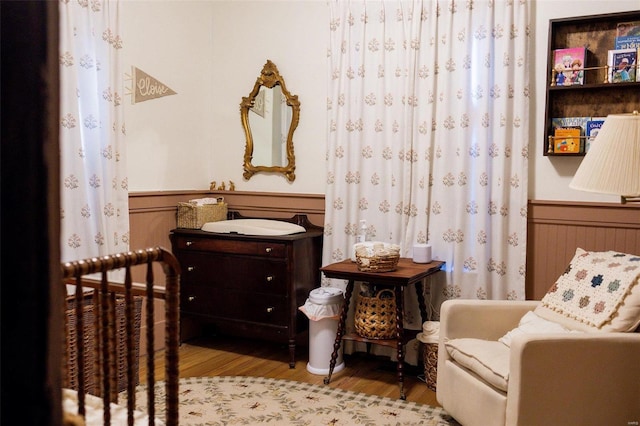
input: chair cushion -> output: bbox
[444,338,510,392]
[535,248,640,332]
[499,311,581,347]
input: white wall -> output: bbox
[123,1,216,191]
[123,0,639,200]
[123,0,327,193]
[209,1,328,194]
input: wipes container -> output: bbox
[299,287,345,375]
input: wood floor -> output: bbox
[143,334,440,407]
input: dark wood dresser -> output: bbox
[169,214,323,367]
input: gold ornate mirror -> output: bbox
[241,60,299,182]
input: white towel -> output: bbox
[189,197,219,206]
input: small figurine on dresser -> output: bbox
[209,180,235,191]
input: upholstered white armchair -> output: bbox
[436,249,640,426]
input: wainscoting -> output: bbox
[129,192,640,300]
[526,200,640,300]
[128,190,326,254]
[128,192,640,350]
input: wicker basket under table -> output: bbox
[354,288,397,340]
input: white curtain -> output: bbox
[59,0,129,263]
[324,0,529,361]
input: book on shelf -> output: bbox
[615,21,640,49]
[607,48,638,83]
[616,35,640,50]
[585,117,606,153]
[550,117,590,154]
[553,126,582,154]
[552,47,586,86]
[551,117,590,133]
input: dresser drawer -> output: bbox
[174,236,287,258]
[176,251,287,294]
[182,286,289,326]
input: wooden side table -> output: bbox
[320,257,445,399]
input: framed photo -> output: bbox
[607,48,638,83]
[552,47,586,86]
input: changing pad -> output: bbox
[201,219,305,236]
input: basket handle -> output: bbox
[375,289,395,300]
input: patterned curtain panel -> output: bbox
[59,0,129,263]
[324,0,530,359]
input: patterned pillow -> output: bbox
[534,248,640,332]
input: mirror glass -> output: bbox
[241,60,299,182]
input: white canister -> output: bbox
[412,243,432,263]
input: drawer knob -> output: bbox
[188,296,195,302]
[266,275,274,282]
[186,241,193,246]
[266,307,274,313]
[187,266,195,272]
[265,247,272,253]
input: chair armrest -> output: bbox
[437,300,539,378]
[508,333,640,425]
[438,299,539,342]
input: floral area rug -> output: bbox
[134,376,459,425]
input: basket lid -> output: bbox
[308,287,344,305]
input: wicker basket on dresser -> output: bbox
[169,214,323,368]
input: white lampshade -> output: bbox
[569,112,640,202]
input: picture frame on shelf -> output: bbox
[607,48,638,83]
[552,47,586,86]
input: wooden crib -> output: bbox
[61,247,180,426]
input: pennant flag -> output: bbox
[129,67,176,104]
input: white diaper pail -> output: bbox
[300,287,345,375]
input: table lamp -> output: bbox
[569,111,640,204]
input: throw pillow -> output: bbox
[534,248,640,332]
